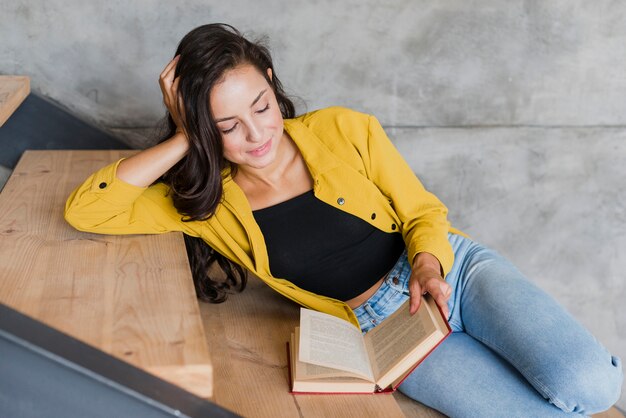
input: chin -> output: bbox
[250,154,277,169]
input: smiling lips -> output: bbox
[248,138,272,157]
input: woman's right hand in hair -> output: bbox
[159,55,187,136]
[114,57,190,187]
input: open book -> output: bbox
[288,295,450,394]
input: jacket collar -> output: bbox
[219,116,340,273]
[283,118,342,177]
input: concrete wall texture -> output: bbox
[2,0,625,411]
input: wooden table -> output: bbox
[2,150,621,418]
[0,150,212,398]
[200,272,444,418]
[199,267,624,418]
[0,75,30,127]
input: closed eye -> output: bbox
[222,123,237,134]
[220,103,269,134]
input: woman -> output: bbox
[65,23,622,417]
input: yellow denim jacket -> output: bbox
[65,107,461,328]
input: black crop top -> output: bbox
[252,191,405,301]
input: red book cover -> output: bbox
[287,297,452,395]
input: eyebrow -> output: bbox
[214,89,267,123]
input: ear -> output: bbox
[266,67,273,81]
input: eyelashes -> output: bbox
[222,125,237,134]
[220,104,270,134]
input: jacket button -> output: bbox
[337,197,345,205]
[371,213,376,220]
[391,223,397,230]
[99,182,107,189]
[392,276,400,285]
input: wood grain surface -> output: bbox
[200,274,438,417]
[0,150,212,398]
[2,149,621,417]
[0,75,29,127]
[198,241,624,418]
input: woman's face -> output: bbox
[210,64,285,172]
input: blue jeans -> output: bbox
[353,233,623,417]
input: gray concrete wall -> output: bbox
[3,1,626,130]
[2,0,625,411]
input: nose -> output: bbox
[246,121,264,143]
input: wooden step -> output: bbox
[200,277,410,417]
[0,75,30,126]
[0,150,213,398]
[200,275,624,417]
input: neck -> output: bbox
[234,132,296,189]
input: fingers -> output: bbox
[423,279,450,319]
[408,280,423,315]
[159,56,180,105]
[158,56,188,135]
[169,75,180,110]
[171,76,188,131]
[160,55,180,82]
[408,272,451,318]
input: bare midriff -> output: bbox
[344,275,386,309]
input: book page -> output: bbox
[290,331,376,393]
[298,308,374,381]
[292,329,370,381]
[364,298,437,379]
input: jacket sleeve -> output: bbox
[364,114,454,276]
[64,158,200,237]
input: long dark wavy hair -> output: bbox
[158,23,295,303]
